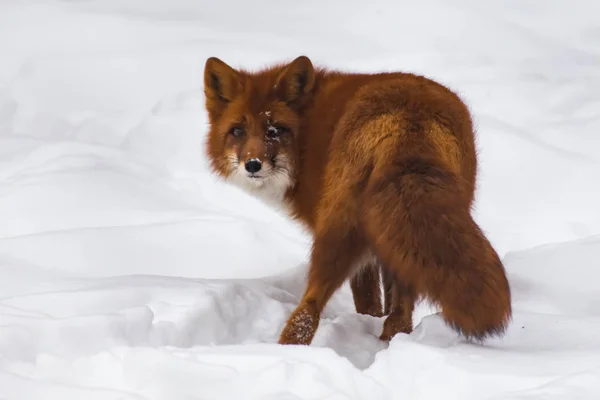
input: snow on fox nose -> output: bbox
[245,158,262,173]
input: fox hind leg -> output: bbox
[350,262,416,342]
[382,267,394,315]
[379,275,415,341]
[350,263,384,317]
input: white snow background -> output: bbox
[1,0,600,399]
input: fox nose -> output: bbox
[245,159,262,173]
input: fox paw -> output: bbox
[278,302,320,345]
[379,313,412,341]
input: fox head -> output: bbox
[203,55,316,208]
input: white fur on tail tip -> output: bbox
[226,153,295,214]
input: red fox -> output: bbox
[203,55,512,345]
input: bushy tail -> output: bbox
[362,155,512,340]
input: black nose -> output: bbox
[245,159,262,173]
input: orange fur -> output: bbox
[203,55,512,345]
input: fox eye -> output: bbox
[266,125,286,138]
[230,127,245,137]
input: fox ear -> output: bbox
[275,56,315,104]
[204,57,242,103]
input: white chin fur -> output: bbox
[226,155,294,212]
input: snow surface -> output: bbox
[1,0,600,399]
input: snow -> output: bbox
[1,0,600,398]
